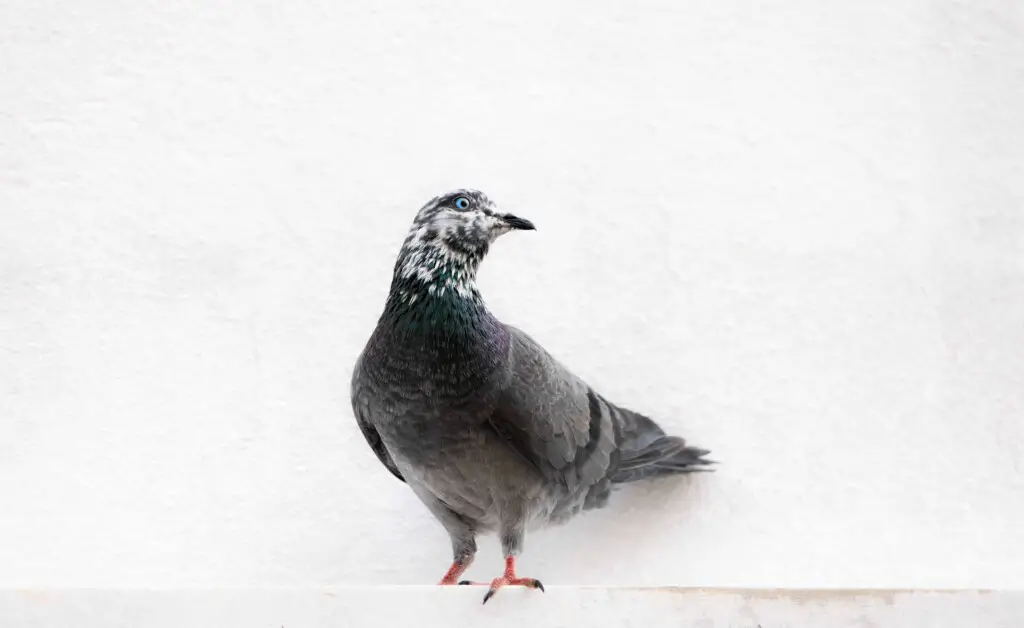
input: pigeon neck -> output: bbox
[390,242,482,304]
[365,237,511,397]
[381,242,492,335]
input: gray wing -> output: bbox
[486,326,622,492]
[351,356,405,483]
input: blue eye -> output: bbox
[453,197,470,210]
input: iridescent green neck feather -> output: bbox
[381,235,490,338]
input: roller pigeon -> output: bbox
[350,189,713,603]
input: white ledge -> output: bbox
[3,587,1021,627]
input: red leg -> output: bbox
[438,560,471,585]
[460,556,544,604]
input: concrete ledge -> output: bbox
[2,587,1021,627]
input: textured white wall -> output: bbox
[1,0,1022,592]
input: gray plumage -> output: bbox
[351,189,713,590]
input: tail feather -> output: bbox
[610,409,715,483]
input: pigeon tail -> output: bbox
[609,411,715,483]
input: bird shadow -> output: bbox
[527,472,717,583]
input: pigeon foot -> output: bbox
[456,556,545,604]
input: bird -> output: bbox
[350,189,714,604]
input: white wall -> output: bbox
[1,0,1022,593]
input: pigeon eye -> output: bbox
[453,197,471,210]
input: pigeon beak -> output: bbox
[501,214,535,231]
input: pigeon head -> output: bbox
[389,189,534,305]
[407,189,533,256]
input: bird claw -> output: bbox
[481,576,545,604]
[453,557,544,603]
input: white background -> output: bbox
[2,0,1022,591]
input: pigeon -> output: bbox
[350,189,714,603]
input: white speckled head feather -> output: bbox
[390,189,535,304]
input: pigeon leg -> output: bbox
[460,509,544,603]
[437,533,477,585]
[439,557,473,585]
[422,493,478,586]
